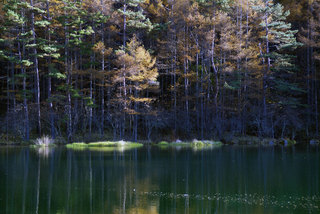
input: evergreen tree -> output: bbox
[114,0,153,47]
[253,0,302,136]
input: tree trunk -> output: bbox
[6,63,9,140]
[64,2,72,143]
[10,56,16,133]
[184,25,189,132]
[101,22,105,137]
[18,37,30,141]
[47,0,55,139]
[123,3,127,48]
[30,0,41,137]
[263,0,270,136]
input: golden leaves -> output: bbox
[115,35,158,86]
[93,41,113,56]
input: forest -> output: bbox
[0,0,319,143]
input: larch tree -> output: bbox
[114,35,158,141]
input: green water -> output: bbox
[0,145,319,214]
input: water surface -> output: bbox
[0,145,319,214]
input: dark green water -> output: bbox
[0,145,319,214]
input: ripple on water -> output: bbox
[139,192,320,211]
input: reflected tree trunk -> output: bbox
[35,156,41,214]
[47,152,54,214]
[66,150,72,213]
[30,0,41,137]
[89,151,93,214]
[22,149,29,214]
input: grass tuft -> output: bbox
[31,135,55,147]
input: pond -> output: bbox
[0,145,319,214]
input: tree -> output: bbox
[114,0,153,47]
[0,0,315,141]
[114,35,158,141]
[299,0,320,136]
[253,0,302,137]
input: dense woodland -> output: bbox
[0,0,319,143]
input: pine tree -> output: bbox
[253,0,302,136]
[1,0,60,139]
[114,0,153,47]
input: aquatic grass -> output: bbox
[66,141,143,151]
[65,142,88,149]
[225,136,298,146]
[87,141,118,147]
[170,142,190,147]
[88,141,143,147]
[157,141,169,146]
[190,140,223,151]
[124,142,144,148]
[228,136,262,145]
[279,138,296,147]
[88,145,142,152]
[155,140,223,150]
[31,135,55,148]
[156,141,170,149]
[191,140,223,147]
[191,140,205,147]
[203,140,223,146]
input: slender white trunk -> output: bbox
[30,0,41,136]
[47,0,55,139]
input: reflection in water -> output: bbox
[0,146,319,214]
[35,146,54,158]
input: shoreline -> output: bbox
[0,137,318,147]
